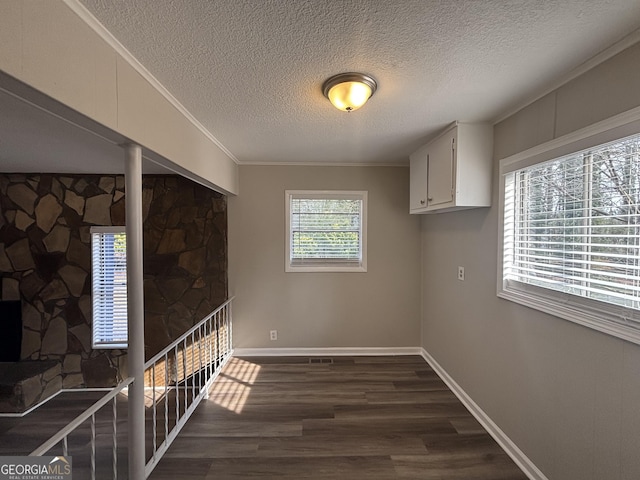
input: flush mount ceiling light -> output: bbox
[322,73,377,112]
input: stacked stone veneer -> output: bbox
[0,174,227,389]
[0,360,61,413]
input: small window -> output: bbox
[499,112,640,345]
[91,226,128,349]
[285,190,367,272]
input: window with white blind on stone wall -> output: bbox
[285,190,368,273]
[498,110,640,345]
[91,226,128,349]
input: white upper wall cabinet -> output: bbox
[409,122,493,214]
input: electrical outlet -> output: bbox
[457,266,465,281]
[270,330,278,341]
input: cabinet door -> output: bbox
[409,149,428,212]
[427,130,455,207]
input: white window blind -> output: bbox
[503,133,640,329]
[91,227,128,349]
[286,191,367,272]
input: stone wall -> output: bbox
[0,174,227,388]
[142,176,227,359]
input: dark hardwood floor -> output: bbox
[0,356,528,479]
[0,389,132,478]
[0,390,112,455]
[148,355,528,480]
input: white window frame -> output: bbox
[91,226,128,349]
[285,190,368,273]
[498,106,640,346]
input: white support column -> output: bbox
[125,144,146,480]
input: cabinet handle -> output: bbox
[420,199,426,205]
[427,197,433,202]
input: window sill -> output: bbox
[92,344,128,350]
[497,287,640,346]
[286,265,367,273]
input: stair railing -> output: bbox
[143,297,234,477]
[29,377,134,480]
[28,297,234,480]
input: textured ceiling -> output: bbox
[76,0,640,165]
[30,2,640,165]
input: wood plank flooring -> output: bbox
[0,390,114,454]
[0,390,131,479]
[148,356,528,480]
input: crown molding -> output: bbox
[237,161,409,167]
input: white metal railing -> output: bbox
[30,377,134,480]
[28,298,233,479]
[143,297,234,478]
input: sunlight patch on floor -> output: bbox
[207,358,261,414]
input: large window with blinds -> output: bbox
[91,226,128,349]
[499,113,640,345]
[285,190,367,272]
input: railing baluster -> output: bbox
[216,313,221,369]
[219,308,223,360]
[63,436,68,457]
[223,307,227,357]
[196,328,200,394]
[174,345,179,425]
[229,302,233,354]
[212,313,217,370]
[198,326,203,393]
[164,352,169,442]
[152,362,157,459]
[223,311,226,359]
[221,309,225,359]
[91,413,96,480]
[183,338,188,415]
[219,311,223,366]
[208,316,213,388]
[191,331,196,403]
[223,311,227,359]
[112,396,118,480]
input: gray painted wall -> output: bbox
[421,42,640,479]
[229,165,421,349]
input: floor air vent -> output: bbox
[309,358,333,364]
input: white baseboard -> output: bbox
[420,348,548,480]
[233,346,423,357]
